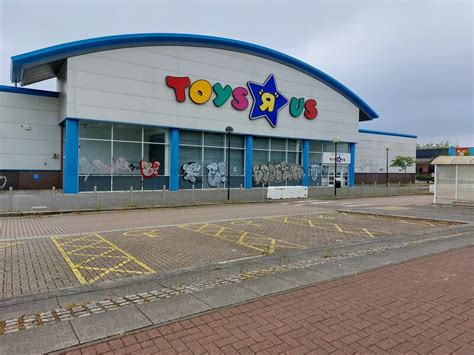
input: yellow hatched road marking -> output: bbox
[51,238,88,285]
[178,223,306,254]
[266,216,389,238]
[51,233,155,285]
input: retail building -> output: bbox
[0,34,417,192]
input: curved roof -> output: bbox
[11,33,378,120]
[432,156,474,165]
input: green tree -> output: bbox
[390,156,416,174]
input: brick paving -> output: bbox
[0,208,452,300]
[0,195,433,240]
[64,247,474,355]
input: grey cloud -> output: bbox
[0,0,472,145]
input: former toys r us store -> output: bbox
[0,34,416,193]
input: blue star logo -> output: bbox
[247,74,289,128]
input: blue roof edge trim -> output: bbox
[359,128,417,139]
[0,85,59,98]
[11,33,378,120]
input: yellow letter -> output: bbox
[259,92,276,112]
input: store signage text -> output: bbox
[166,74,318,128]
[322,152,351,164]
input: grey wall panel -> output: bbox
[0,91,61,170]
[65,46,361,142]
[355,132,416,174]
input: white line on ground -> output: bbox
[30,206,48,209]
[346,204,371,207]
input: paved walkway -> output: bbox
[62,246,474,355]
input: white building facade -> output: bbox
[0,34,416,192]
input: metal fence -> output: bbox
[0,182,429,213]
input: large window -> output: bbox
[252,137,302,187]
[179,130,245,189]
[78,122,169,191]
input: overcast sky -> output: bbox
[0,0,472,146]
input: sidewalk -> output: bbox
[62,246,474,355]
[0,184,429,215]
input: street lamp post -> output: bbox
[385,146,390,187]
[333,136,340,196]
[225,126,234,201]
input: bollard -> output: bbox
[262,183,265,200]
[94,186,98,207]
[163,185,166,203]
[374,181,377,195]
[192,184,195,202]
[8,186,13,211]
[398,181,401,194]
[361,182,364,196]
[387,181,390,195]
[217,184,220,201]
[52,186,56,209]
[130,186,134,205]
[240,184,243,201]
[409,181,412,193]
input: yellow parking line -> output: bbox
[51,238,88,285]
[362,228,375,238]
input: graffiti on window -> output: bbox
[309,162,321,182]
[79,157,134,180]
[0,176,6,189]
[139,160,160,179]
[253,162,304,184]
[207,162,226,187]
[182,162,201,183]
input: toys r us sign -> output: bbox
[166,74,318,128]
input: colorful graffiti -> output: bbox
[139,160,160,179]
[253,162,304,185]
[182,162,201,183]
[207,162,226,187]
[0,176,6,189]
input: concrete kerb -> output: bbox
[337,208,473,224]
[2,221,472,308]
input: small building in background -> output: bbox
[431,156,474,205]
[416,148,448,182]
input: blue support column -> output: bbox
[169,128,180,191]
[64,118,79,194]
[244,135,253,189]
[349,142,356,187]
[302,139,309,186]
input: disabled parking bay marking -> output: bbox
[51,233,155,285]
[178,223,306,254]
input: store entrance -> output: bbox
[321,164,349,187]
